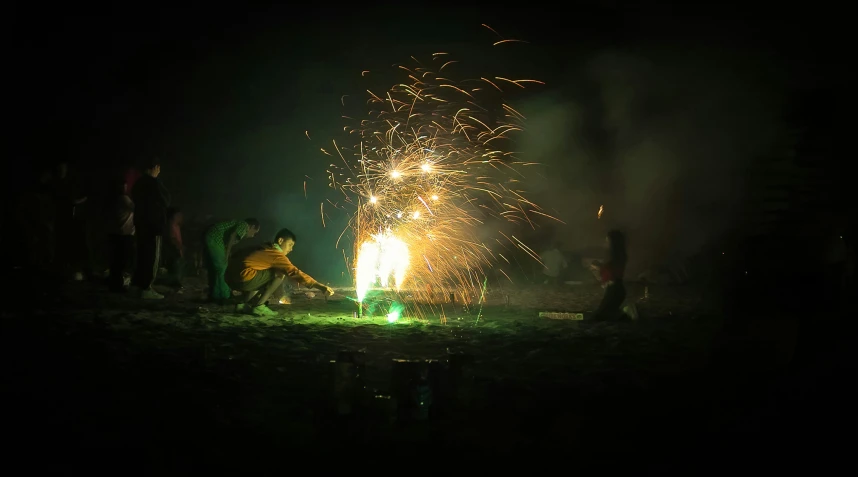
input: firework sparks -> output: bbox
[323,35,555,316]
[598,205,604,219]
[355,230,409,303]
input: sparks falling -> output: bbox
[320,29,557,313]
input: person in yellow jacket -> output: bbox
[226,227,334,316]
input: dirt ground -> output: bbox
[18,277,721,389]
[3,275,849,471]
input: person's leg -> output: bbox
[203,242,216,296]
[211,263,231,301]
[245,271,285,316]
[108,234,123,291]
[612,282,628,319]
[231,275,260,312]
[193,249,202,276]
[252,271,286,307]
[135,232,164,299]
[172,254,185,288]
[159,244,172,283]
[160,244,179,287]
[208,245,232,301]
[195,245,204,276]
[132,231,153,288]
[240,290,260,304]
[141,235,163,299]
[150,235,162,288]
[231,270,282,315]
[129,234,137,277]
[593,282,627,321]
[119,235,133,288]
[203,235,229,301]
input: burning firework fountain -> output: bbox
[320,26,554,320]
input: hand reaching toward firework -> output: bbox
[316,283,335,296]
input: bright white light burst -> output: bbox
[355,231,410,302]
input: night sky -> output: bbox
[8,3,847,280]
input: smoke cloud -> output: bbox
[517,45,788,271]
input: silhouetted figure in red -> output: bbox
[124,167,142,193]
[591,230,631,321]
[162,207,185,290]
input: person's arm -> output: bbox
[269,251,334,295]
[172,237,184,256]
[131,180,156,227]
[225,230,238,259]
[225,222,249,259]
[589,260,602,281]
[598,263,614,287]
[170,221,183,255]
[156,179,170,208]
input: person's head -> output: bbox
[606,230,628,266]
[274,228,297,254]
[143,158,161,178]
[245,218,261,238]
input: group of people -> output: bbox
[124,159,334,316]
[19,157,633,319]
[23,158,333,317]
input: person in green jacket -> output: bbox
[203,218,260,302]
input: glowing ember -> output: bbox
[598,205,604,219]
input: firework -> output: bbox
[321,28,555,317]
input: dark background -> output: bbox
[7,2,849,281]
[3,2,854,469]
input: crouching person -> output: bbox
[225,228,334,316]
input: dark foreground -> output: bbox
[3,277,854,472]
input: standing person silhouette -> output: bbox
[590,230,632,321]
[131,158,169,299]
